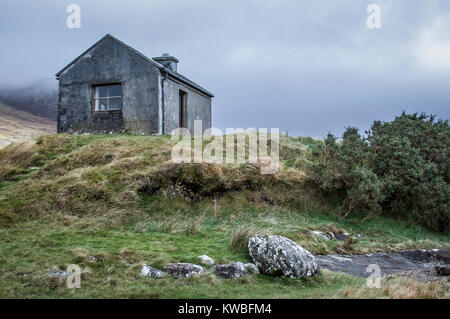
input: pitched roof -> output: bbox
[55,34,214,97]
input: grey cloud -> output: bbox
[0,0,449,137]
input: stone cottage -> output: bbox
[55,34,213,135]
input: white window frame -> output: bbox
[93,83,122,112]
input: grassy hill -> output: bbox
[0,102,55,149]
[0,134,448,298]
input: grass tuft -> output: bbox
[229,225,271,252]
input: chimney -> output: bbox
[153,53,179,73]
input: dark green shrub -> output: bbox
[310,128,383,219]
[368,112,449,232]
[309,112,449,232]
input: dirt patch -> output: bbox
[136,162,279,201]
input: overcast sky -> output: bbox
[1,0,449,137]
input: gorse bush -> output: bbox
[310,112,449,232]
[310,129,384,219]
[368,112,449,232]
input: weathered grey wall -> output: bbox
[57,37,160,134]
[163,77,212,135]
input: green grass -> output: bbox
[1,213,447,298]
[0,221,364,298]
[0,134,448,298]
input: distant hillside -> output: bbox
[0,83,57,120]
[0,102,55,149]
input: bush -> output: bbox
[309,112,449,232]
[368,112,449,232]
[310,128,383,219]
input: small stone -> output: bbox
[311,231,331,241]
[141,264,164,278]
[435,265,450,276]
[198,254,215,266]
[213,262,247,278]
[47,266,69,278]
[48,270,69,278]
[332,232,349,241]
[162,263,205,278]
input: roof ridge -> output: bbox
[55,34,164,77]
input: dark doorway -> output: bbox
[179,90,187,128]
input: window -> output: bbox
[93,84,122,112]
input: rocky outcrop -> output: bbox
[248,235,320,278]
[162,263,205,278]
[213,262,247,278]
[316,249,450,279]
[400,249,450,264]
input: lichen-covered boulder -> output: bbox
[162,263,205,278]
[248,235,320,278]
[213,262,247,278]
[141,264,164,278]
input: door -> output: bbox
[179,90,187,128]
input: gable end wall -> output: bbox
[57,37,160,134]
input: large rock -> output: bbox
[141,264,164,278]
[214,262,247,278]
[248,235,320,278]
[162,263,205,278]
